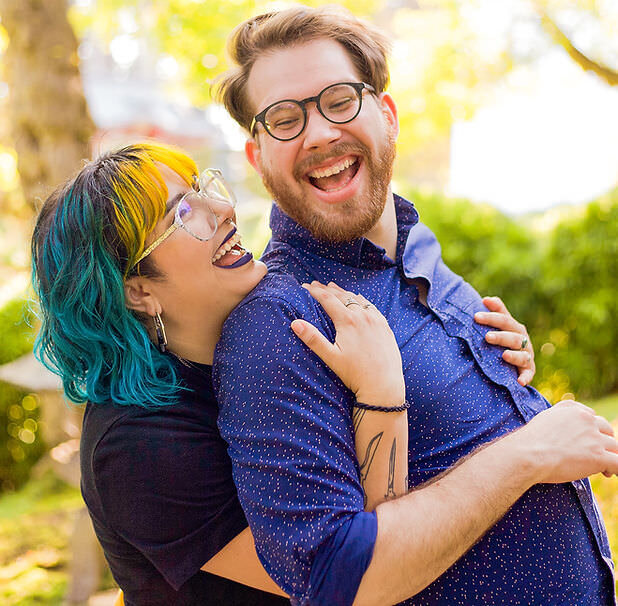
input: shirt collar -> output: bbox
[268,194,419,269]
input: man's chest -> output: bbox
[304,266,523,474]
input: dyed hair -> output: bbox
[215,5,391,132]
[32,143,198,407]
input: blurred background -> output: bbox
[0,0,616,603]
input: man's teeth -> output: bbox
[307,157,356,179]
[212,232,243,262]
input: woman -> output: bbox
[32,143,533,604]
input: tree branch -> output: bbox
[536,8,618,87]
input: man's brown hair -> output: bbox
[214,5,391,132]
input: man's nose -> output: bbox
[301,106,342,151]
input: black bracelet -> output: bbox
[353,400,410,413]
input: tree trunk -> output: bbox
[0,0,95,209]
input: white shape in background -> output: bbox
[449,52,618,214]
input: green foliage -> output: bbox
[408,187,618,403]
[0,471,93,606]
[0,297,44,493]
[0,297,35,364]
[536,191,618,400]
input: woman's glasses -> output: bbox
[133,169,236,267]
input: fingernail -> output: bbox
[291,320,304,335]
[486,331,497,341]
[301,283,310,290]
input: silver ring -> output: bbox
[362,302,373,310]
[344,299,362,308]
[520,336,528,350]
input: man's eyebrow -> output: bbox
[165,192,184,215]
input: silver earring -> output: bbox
[153,313,167,353]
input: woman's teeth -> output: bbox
[212,232,243,263]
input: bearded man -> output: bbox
[212,6,616,605]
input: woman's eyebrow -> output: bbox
[165,192,185,214]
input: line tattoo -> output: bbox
[359,432,383,508]
[352,406,366,433]
[385,438,397,500]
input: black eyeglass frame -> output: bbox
[250,81,376,142]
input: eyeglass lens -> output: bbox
[199,170,237,207]
[264,83,362,140]
[177,194,219,241]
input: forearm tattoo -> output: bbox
[352,406,366,433]
[359,431,383,508]
[385,438,397,500]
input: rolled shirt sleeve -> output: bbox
[214,278,377,605]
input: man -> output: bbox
[213,6,617,604]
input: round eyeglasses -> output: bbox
[133,168,236,267]
[250,82,376,142]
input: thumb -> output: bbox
[291,319,336,368]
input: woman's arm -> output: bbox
[475,296,536,386]
[291,281,408,511]
[201,528,287,596]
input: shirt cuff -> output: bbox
[303,511,378,606]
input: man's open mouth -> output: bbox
[306,156,360,192]
[212,229,253,268]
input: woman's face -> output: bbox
[145,166,267,322]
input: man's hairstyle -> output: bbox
[215,5,391,132]
[32,143,197,407]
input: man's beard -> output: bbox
[259,132,396,242]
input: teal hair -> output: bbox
[31,144,196,407]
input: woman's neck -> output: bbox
[158,308,227,365]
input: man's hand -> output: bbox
[475,296,535,386]
[507,400,618,484]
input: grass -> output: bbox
[0,471,113,605]
[592,393,618,423]
[1,396,617,603]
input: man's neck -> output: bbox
[363,192,398,260]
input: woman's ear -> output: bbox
[124,276,161,317]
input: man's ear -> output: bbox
[245,138,263,177]
[379,92,399,139]
[124,276,161,317]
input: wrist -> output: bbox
[354,388,406,410]
[492,428,541,490]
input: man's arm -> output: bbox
[354,400,618,605]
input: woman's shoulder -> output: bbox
[81,367,217,452]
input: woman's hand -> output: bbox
[291,281,406,408]
[292,281,409,511]
[474,296,535,386]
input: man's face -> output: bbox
[245,38,398,242]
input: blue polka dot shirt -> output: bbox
[214,196,615,605]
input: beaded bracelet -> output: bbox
[353,400,410,413]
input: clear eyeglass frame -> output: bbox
[250,81,376,142]
[132,168,236,268]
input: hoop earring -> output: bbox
[153,313,167,353]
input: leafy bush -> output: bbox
[409,187,618,402]
[0,297,45,492]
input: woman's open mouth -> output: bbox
[212,230,253,269]
[306,156,360,193]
